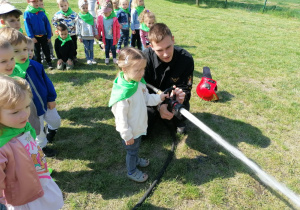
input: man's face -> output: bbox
[151,35,174,63]
[28,0,39,8]
[58,1,69,12]
[4,15,21,31]
[58,29,68,40]
[13,41,28,64]
[0,46,15,75]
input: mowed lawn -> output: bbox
[13,0,300,209]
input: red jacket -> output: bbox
[0,137,44,206]
[97,15,120,46]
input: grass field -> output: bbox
[13,0,300,209]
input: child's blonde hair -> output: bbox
[139,9,155,24]
[118,47,146,70]
[131,0,144,8]
[56,0,68,4]
[0,27,27,46]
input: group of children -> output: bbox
[0,0,164,208]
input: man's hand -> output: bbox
[47,101,56,110]
[171,86,185,104]
[125,138,134,145]
[159,104,174,120]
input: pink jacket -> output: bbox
[0,137,44,206]
[97,15,120,46]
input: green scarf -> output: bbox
[78,12,94,25]
[58,34,72,46]
[135,6,144,16]
[139,23,149,32]
[19,28,23,33]
[120,8,130,14]
[104,12,116,20]
[0,122,36,148]
[10,59,30,79]
[26,5,42,13]
[108,71,146,107]
[114,8,120,15]
[60,7,73,16]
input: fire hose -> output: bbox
[133,84,300,209]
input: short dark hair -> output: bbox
[57,23,68,32]
[0,10,21,20]
[148,23,172,44]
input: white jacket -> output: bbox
[111,82,162,141]
[76,17,98,39]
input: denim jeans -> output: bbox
[117,29,129,50]
[105,38,116,58]
[122,136,142,174]
[83,39,94,60]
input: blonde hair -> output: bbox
[57,0,68,4]
[118,47,146,70]
[0,27,27,46]
[139,9,155,24]
[131,0,144,8]
[0,39,12,50]
[148,23,172,44]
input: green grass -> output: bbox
[13,0,300,209]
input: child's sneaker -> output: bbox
[127,169,148,182]
[116,49,120,54]
[91,59,97,64]
[87,60,92,65]
[105,58,109,65]
[113,58,117,64]
[57,62,65,70]
[47,62,54,70]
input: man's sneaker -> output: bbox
[47,62,54,70]
[87,60,92,65]
[46,128,58,143]
[113,58,117,64]
[105,58,109,65]
[91,59,97,64]
[42,146,57,157]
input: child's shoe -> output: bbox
[46,127,58,143]
[116,49,120,54]
[66,62,74,70]
[127,169,148,182]
[47,62,54,70]
[113,58,118,64]
[57,62,65,70]
[87,60,92,65]
[105,58,109,65]
[42,146,57,157]
[91,59,97,64]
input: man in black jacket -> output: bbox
[143,23,194,134]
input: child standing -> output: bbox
[112,0,120,15]
[130,0,144,50]
[97,0,120,65]
[109,47,168,182]
[116,0,130,53]
[52,0,78,61]
[139,9,155,50]
[54,23,74,70]
[0,28,60,157]
[0,75,64,209]
[76,0,98,65]
[0,1,24,34]
[24,0,53,69]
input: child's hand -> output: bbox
[159,92,169,101]
[67,59,73,66]
[125,138,134,145]
[32,38,37,43]
[47,101,56,110]
[47,39,51,43]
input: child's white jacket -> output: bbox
[111,82,162,141]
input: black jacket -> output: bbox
[54,38,75,62]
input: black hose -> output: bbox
[132,126,177,209]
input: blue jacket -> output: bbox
[130,9,140,31]
[25,60,57,116]
[24,11,52,39]
[117,10,130,30]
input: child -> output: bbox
[130,0,144,50]
[116,0,130,53]
[76,0,98,65]
[0,75,64,209]
[112,0,120,15]
[0,1,23,34]
[24,0,53,69]
[109,47,168,182]
[27,36,35,60]
[97,0,120,65]
[0,27,60,157]
[139,9,155,50]
[52,0,78,61]
[55,23,74,70]
[39,0,56,61]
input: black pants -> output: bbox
[71,35,78,58]
[34,35,51,64]
[130,29,141,50]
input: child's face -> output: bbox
[28,0,40,8]
[27,42,34,60]
[124,60,146,82]
[112,1,119,9]
[138,0,144,6]
[58,1,69,12]
[13,41,28,64]
[39,1,44,9]
[0,47,15,75]
[120,0,128,9]
[58,29,68,40]
[4,15,21,31]
[80,4,89,14]
[144,17,155,29]
[0,91,31,129]
[104,11,112,17]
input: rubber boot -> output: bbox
[46,128,57,143]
